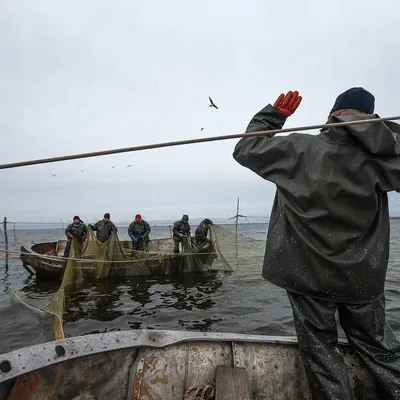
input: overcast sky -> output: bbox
[1,0,400,223]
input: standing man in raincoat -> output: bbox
[89,213,118,243]
[128,214,151,250]
[172,214,191,253]
[233,88,400,399]
[64,215,87,257]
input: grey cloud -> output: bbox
[1,0,400,221]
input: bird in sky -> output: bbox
[201,127,204,131]
[209,97,218,109]
[50,173,56,177]
[126,164,135,168]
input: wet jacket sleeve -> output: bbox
[65,224,72,237]
[143,222,151,238]
[128,222,135,240]
[195,225,206,241]
[112,223,118,233]
[82,224,88,235]
[172,222,180,236]
[233,104,299,184]
[91,222,98,231]
[375,157,400,192]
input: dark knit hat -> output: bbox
[330,87,375,114]
[73,216,80,221]
[104,213,110,219]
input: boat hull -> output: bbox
[20,238,218,280]
[0,330,377,400]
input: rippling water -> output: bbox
[1,222,399,354]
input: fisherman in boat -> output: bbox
[233,88,400,399]
[128,214,151,251]
[172,214,191,253]
[89,213,118,243]
[64,216,87,257]
[195,218,213,246]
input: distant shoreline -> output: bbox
[5,217,400,230]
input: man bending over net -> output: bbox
[195,218,213,246]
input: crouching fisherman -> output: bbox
[195,218,213,246]
[89,213,118,243]
[64,216,87,257]
[128,214,151,250]
[172,214,191,253]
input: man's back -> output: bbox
[233,89,400,399]
[233,105,400,303]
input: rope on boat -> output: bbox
[184,385,215,400]
[1,115,400,170]
[0,248,224,262]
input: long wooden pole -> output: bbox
[0,115,400,170]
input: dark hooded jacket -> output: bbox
[65,221,87,242]
[90,220,118,243]
[128,220,151,242]
[195,219,212,244]
[173,219,191,239]
[233,104,400,303]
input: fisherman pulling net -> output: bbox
[5,221,269,340]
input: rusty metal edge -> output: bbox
[0,329,349,383]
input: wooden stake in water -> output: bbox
[3,217,8,268]
[235,197,239,242]
[229,197,247,244]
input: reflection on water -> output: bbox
[62,273,224,334]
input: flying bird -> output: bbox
[126,164,135,168]
[81,170,84,172]
[50,173,56,177]
[112,166,114,169]
[208,97,218,109]
[201,127,204,131]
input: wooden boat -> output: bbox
[20,238,219,280]
[0,330,377,399]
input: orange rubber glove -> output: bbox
[273,91,302,117]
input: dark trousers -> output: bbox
[173,236,190,253]
[64,239,72,256]
[132,238,149,251]
[287,291,400,400]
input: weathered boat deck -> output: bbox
[0,330,377,400]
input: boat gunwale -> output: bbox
[0,329,350,383]
[21,237,211,262]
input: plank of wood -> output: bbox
[215,365,252,400]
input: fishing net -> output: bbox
[7,224,245,340]
[210,225,265,270]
